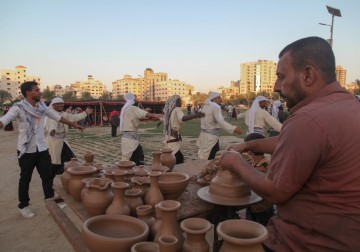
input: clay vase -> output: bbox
[67,166,97,201]
[131,241,159,252]
[102,168,115,181]
[106,182,131,216]
[125,188,144,217]
[132,176,150,199]
[61,158,80,194]
[150,204,162,240]
[216,219,269,252]
[82,178,113,217]
[180,218,212,252]
[151,152,169,172]
[84,152,95,165]
[158,235,178,252]
[144,171,164,208]
[81,177,93,201]
[136,205,156,231]
[113,169,127,183]
[134,165,150,177]
[160,148,176,171]
[154,200,184,252]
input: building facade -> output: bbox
[112,75,142,99]
[239,60,277,94]
[70,75,106,99]
[154,79,194,104]
[217,81,240,100]
[0,66,41,100]
[336,65,347,87]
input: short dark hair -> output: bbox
[279,36,336,84]
[20,81,39,98]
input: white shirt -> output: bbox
[0,104,61,153]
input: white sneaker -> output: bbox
[20,206,35,219]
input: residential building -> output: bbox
[0,65,41,100]
[154,79,194,104]
[112,75,142,99]
[143,68,168,100]
[239,60,277,94]
[217,81,240,100]
[71,75,106,99]
[336,65,347,87]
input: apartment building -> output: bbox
[239,60,277,94]
[0,66,41,100]
[154,79,194,104]
[143,68,168,100]
[217,81,240,99]
[336,65,347,87]
[71,75,106,99]
[112,74,142,99]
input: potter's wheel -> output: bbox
[197,186,262,206]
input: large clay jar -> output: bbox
[160,148,176,172]
[136,205,156,231]
[180,217,211,252]
[106,182,131,216]
[67,166,97,201]
[61,158,80,194]
[131,241,159,252]
[154,200,184,252]
[144,171,164,208]
[82,178,113,217]
[151,152,169,172]
[125,188,144,217]
[150,204,162,240]
[84,152,95,165]
[82,215,149,252]
[158,235,178,252]
[216,219,269,252]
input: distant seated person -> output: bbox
[277,105,289,123]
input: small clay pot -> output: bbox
[158,172,190,200]
[125,188,144,217]
[131,241,159,252]
[61,158,80,194]
[84,153,95,164]
[181,218,211,252]
[158,235,178,252]
[67,166,97,201]
[160,148,176,171]
[82,178,113,216]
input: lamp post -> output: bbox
[319,5,342,48]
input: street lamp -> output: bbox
[319,5,342,47]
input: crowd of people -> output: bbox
[1,36,359,251]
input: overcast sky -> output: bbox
[1,0,359,92]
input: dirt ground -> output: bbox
[0,122,242,251]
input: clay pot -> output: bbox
[84,152,95,165]
[106,182,131,216]
[150,204,162,240]
[144,171,164,208]
[154,200,184,252]
[134,165,150,177]
[81,177,93,201]
[160,148,176,171]
[132,176,150,199]
[61,158,80,194]
[67,166,97,201]
[116,160,136,171]
[151,152,169,172]
[125,189,144,217]
[181,218,211,252]
[216,219,269,252]
[158,172,190,200]
[158,235,178,252]
[131,241,159,252]
[82,178,113,217]
[136,205,156,231]
[113,169,127,182]
[82,215,149,252]
[102,168,115,181]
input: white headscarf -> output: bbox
[205,91,222,117]
[272,100,282,120]
[44,97,64,125]
[120,92,135,131]
[248,96,267,133]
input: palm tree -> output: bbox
[0,90,12,109]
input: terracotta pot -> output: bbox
[158,235,178,252]
[134,165,150,177]
[82,215,149,252]
[82,178,113,216]
[125,188,144,217]
[131,241,159,252]
[84,152,95,164]
[160,148,176,171]
[158,172,190,200]
[181,218,211,252]
[61,158,80,194]
[113,169,127,182]
[67,166,97,201]
[132,176,150,199]
[150,204,162,240]
[106,182,131,216]
[102,168,115,181]
[144,171,164,208]
[154,200,184,252]
[136,205,156,231]
[81,177,93,201]
[116,160,136,171]
[216,219,269,252]
[151,152,169,172]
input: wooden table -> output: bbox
[46,159,215,252]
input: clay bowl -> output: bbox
[158,172,190,200]
[82,215,149,252]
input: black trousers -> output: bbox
[51,142,76,178]
[111,125,117,137]
[175,150,184,164]
[17,150,54,209]
[130,144,145,166]
[208,140,220,160]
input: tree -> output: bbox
[0,90,12,109]
[354,79,360,95]
[62,91,77,102]
[99,91,112,100]
[80,91,93,101]
[42,86,56,103]
[114,94,124,101]
[191,92,208,105]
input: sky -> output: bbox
[0,0,359,93]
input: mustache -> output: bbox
[278,92,286,99]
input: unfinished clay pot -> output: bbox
[158,235,178,252]
[106,182,131,216]
[67,166,97,201]
[136,205,156,231]
[181,218,211,252]
[217,219,268,252]
[84,152,95,165]
[102,168,115,181]
[132,176,150,199]
[61,158,80,194]
[131,241,159,252]
[158,172,190,200]
[125,188,144,217]
[82,178,113,216]
[144,171,164,208]
[134,165,150,177]
[160,148,176,171]
[82,215,149,252]
[154,200,184,252]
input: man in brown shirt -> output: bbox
[216,37,360,251]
